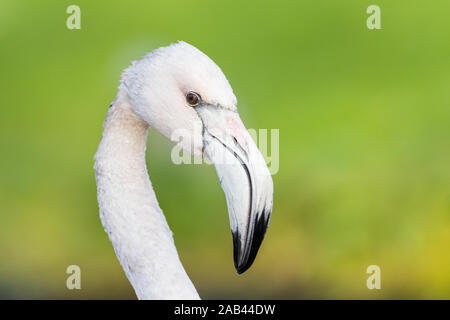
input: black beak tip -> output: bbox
[235,260,252,274]
[232,211,271,275]
[232,237,263,274]
[235,265,249,275]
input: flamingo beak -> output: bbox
[194,105,273,274]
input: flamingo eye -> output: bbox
[186,92,201,106]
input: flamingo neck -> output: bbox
[94,97,199,299]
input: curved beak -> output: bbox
[194,105,273,274]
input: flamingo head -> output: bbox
[121,41,273,274]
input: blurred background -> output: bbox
[0,0,449,299]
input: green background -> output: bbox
[0,0,449,299]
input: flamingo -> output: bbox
[94,41,273,299]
